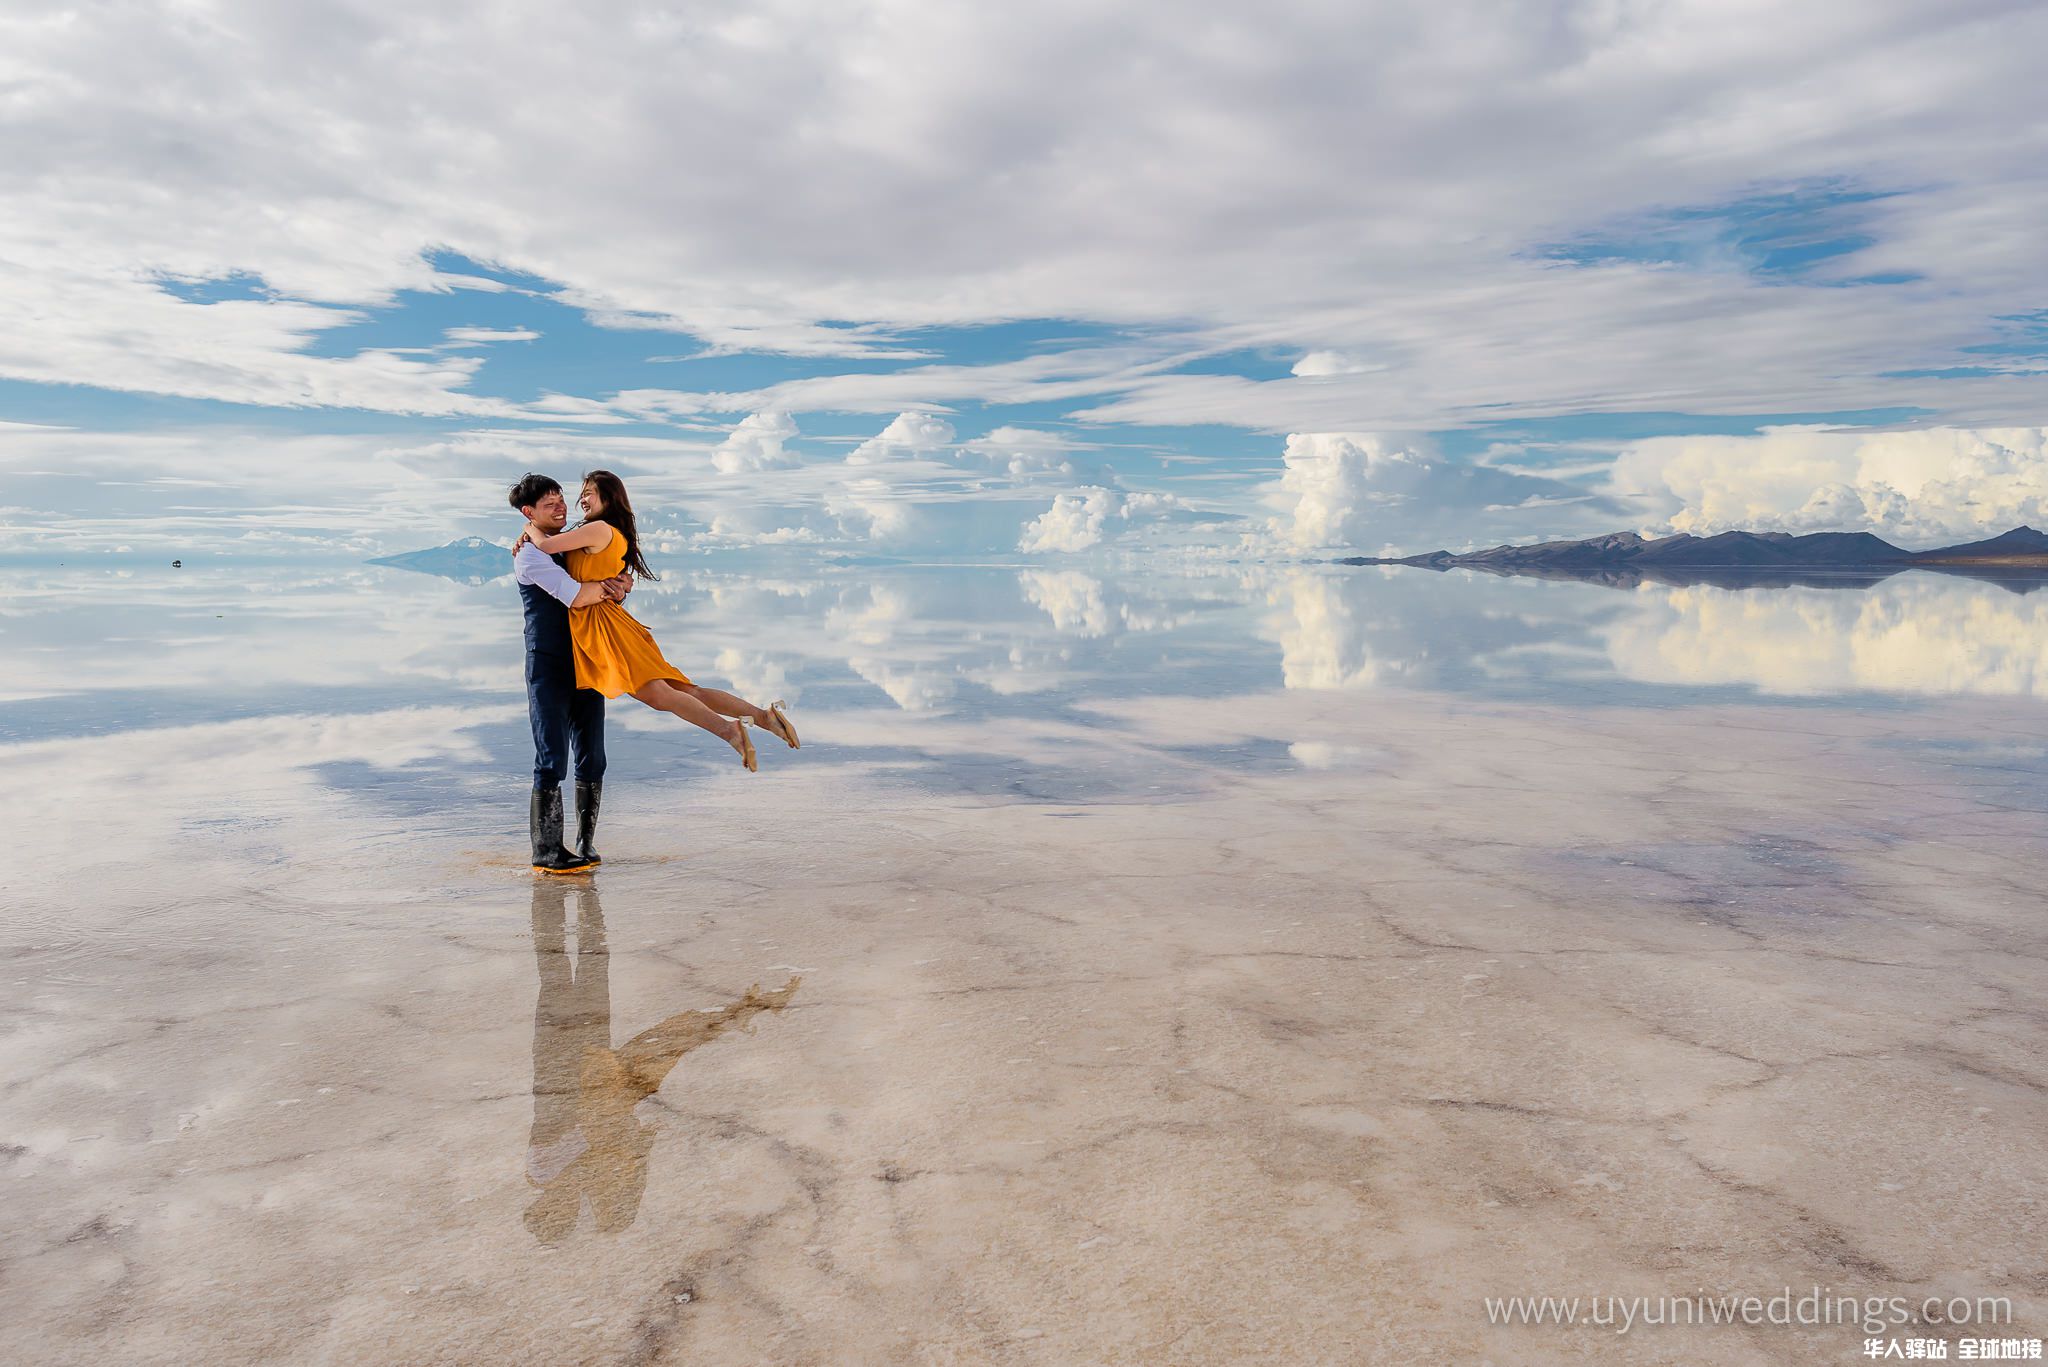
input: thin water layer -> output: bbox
[4,560,2044,1363]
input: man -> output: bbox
[508,473,632,875]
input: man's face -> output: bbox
[524,488,569,532]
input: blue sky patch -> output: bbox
[150,271,277,305]
[1961,309,2048,359]
[1533,183,1912,285]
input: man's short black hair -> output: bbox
[508,473,562,512]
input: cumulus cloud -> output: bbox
[1269,434,1407,550]
[847,410,955,465]
[1121,490,1188,517]
[712,410,802,474]
[1018,487,1121,553]
[1263,432,1609,554]
[1606,426,2048,547]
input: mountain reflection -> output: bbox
[525,881,799,1242]
[1421,562,2048,595]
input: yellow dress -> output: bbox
[562,525,691,698]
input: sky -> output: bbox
[4,0,2048,562]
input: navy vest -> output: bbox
[518,551,574,661]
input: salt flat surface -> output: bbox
[5,561,2044,1363]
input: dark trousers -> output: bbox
[528,653,606,789]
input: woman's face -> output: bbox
[579,483,604,519]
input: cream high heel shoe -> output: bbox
[763,700,800,749]
[730,717,758,773]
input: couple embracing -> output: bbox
[508,470,799,875]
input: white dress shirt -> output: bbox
[514,542,581,609]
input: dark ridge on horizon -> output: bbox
[1341,525,2048,572]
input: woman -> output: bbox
[516,470,798,772]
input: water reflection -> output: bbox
[6,559,2046,760]
[1261,566,2048,700]
[1260,567,1592,693]
[1421,562,2048,595]
[525,881,800,1242]
[1601,576,2048,698]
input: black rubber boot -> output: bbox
[573,781,603,866]
[530,785,595,875]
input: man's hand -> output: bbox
[602,574,633,602]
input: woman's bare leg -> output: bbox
[631,679,746,753]
[680,683,771,725]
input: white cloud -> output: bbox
[1268,434,1410,551]
[443,326,540,346]
[5,1,2048,434]
[0,260,514,416]
[1262,432,1610,554]
[1121,490,1187,518]
[0,409,1190,561]
[1291,351,1375,378]
[1606,426,2048,547]
[1018,487,1121,553]
[847,410,955,465]
[959,426,1091,481]
[13,2,2048,558]
[521,393,631,423]
[712,410,802,474]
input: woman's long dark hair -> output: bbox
[580,469,658,581]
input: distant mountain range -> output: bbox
[1341,526,2048,591]
[367,537,512,584]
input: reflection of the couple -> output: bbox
[524,881,800,1242]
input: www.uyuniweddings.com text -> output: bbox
[1485,1288,2015,1336]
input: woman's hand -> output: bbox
[513,522,541,554]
